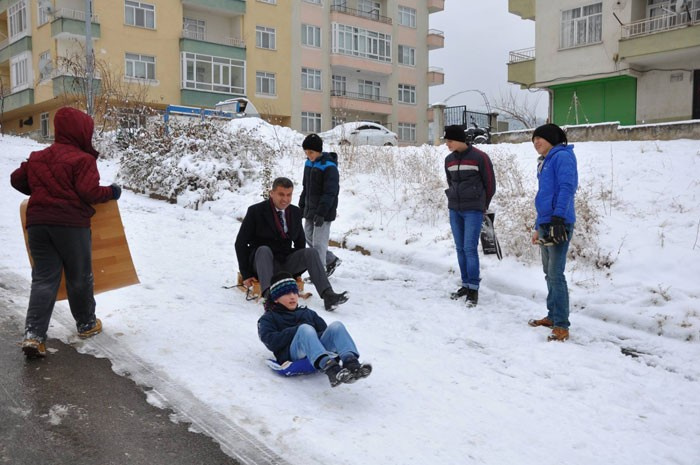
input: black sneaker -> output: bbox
[326,258,342,277]
[323,359,352,387]
[450,287,469,300]
[466,289,478,308]
[342,356,372,383]
[323,289,349,311]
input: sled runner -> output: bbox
[266,358,316,376]
[480,211,503,260]
[20,199,139,300]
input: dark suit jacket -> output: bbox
[235,199,306,280]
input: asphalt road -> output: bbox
[0,306,241,465]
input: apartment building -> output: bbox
[0,0,444,145]
[508,0,700,125]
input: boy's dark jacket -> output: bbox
[298,152,339,221]
[257,303,327,364]
[10,107,114,228]
[235,200,306,280]
[444,145,496,212]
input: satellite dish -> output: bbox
[38,0,56,15]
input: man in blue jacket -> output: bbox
[527,124,578,342]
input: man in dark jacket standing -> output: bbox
[235,177,348,311]
[298,134,341,277]
[443,125,496,307]
[10,107,121,357]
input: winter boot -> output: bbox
[77,318,103,339]
[547,327,569,342]
[342,356,372,383]
[326,258,342,277]
[528,316,553,328]
[22,338,46,358]
[323,289,349,311]
[450,287,469,300]
[466,289,478,308]
[322,359,352,387]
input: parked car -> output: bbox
[320,122,398,146]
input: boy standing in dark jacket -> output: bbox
[443,125,496,307]
[257,272,371,387]
[10,107,121,357]
[299,134,342,277]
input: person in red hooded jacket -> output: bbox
[10,107,121,358]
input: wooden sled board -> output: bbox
[20,199,140,301]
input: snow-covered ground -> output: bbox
[1,126,699,465]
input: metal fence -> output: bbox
[444,106,490,129]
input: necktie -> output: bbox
[277,210,286,233]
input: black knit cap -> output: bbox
[302,133,323,153]
[532,123,567,146]
[443,125,467,143]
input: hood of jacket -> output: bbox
[53,107,100,158]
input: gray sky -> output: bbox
[428,0,548,120]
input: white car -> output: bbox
[320,122,398,146]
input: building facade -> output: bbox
[0,0,444,144]
[507,0,700,125]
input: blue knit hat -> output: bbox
[269,272,299,302]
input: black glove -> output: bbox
[111,183,122,200]
[549,216,568,244]
[313,214,325,227]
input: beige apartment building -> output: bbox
[508,0,700,126]
[0,0,444,145]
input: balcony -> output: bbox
[619,8,700,67]
[180,30,246,60]
[427,66,444,86]
[508,0,535,20]
[427,0,444,14]
[0,36,32,64]
[507,47,536,88]
[181,29,245,48]
[51,8,101,40]
[330,5,392,25]
[0,87,34,113]
[330,53,392,76]
[427,29,444,50]
[181,0,245,15]
[330,90,393,115]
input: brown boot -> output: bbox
[547,327,569,342]
[528,316,553,328]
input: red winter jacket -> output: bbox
[10,107,115,228]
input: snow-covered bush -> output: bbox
[116,118,267,209]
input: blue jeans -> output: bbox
[449,209,484,289]
[538,223,574,329]
[290,321,359,369]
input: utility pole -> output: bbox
[85,0,94,116]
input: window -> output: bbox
[9,0,29,40]
[332,23,392,63]
[182,52,245,94]
[332,116,346,127]
[398,6,416,28]
[398,123,416,143]
[398,45,415,66]
[560,3,602,49]
[40,112,50,138]
[256,26,276,50]
[358,79,380,99]
[258,0,277,3]
[10,52,31,92]
[332,75,346,96]
[302,24,321,47]
[358,0,381,19]
[301,68,322,91]
[184,18,205,41]
[125,53,156,80]
[38,51,52,81]
[256,71,276,95]
[38,1,50,26]
[304,0,321,3]
[302,112,322,133]
[398,84,416,104]
[125,1,155,29]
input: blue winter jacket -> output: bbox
[257,303,328,364]
[535,143,578,227]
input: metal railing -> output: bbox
[181,29,245,48]
[330,90,392,104]
[428,28,444,37]
[622,7,700,39]
[330,5,392,25]
[508,47,535,63]
[428,66,444,73]
[53,8,99,23]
